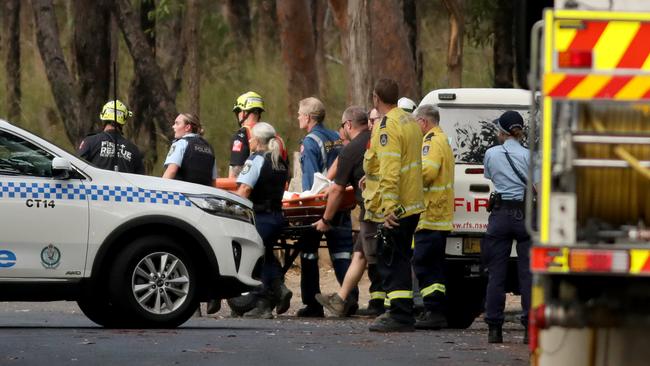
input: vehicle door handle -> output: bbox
[469,184,490,193]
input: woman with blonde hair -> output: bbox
[235,122,292,318]
[162,113,217,187]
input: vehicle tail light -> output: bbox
[531,247,567,272]
[569,249,628,273]
[558,50,593,68]
[464,168,484,174]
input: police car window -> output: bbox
[0,131,54,177]
[438,108,531,164]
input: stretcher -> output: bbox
[216,178,357,274]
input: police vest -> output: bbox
[176,135,215,186]
[249,152,288,212]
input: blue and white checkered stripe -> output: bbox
[0,181,191,207]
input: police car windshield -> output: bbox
[438,107,531,164]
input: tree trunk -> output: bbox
[276,0,319,142]
[125,0,158,173]
[157,1,186,98]
[73,0,112,129]
[347,0,371,107]
[4,0,21,122]
[223,0,253,55]
[113,0,177,141]
[403,0,422,97]
[328,0,347,34]
[493,0,514,88]
[31,0,89,147]
[312,0,328,98]
[369,0,418,100]
[254,0,278,55]
[186,0,200,116]
[442,0,464,88]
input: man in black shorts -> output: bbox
[314,106,384,316]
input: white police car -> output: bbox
[0,119,263,328]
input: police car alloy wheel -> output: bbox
[109,235,199,327]
[131,251,190,315]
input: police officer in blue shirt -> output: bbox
[235,122,291,319]
[481,110,533,344]
[296,97,355,317]
[163,113,217,187]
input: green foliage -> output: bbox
[464,0,498,48]
[2,1,496,177]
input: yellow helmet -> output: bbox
[100,100,132,125]
[233,91,265,113]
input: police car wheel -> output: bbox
[109,235,199,328]
[77,294,129,327]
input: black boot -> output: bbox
[206,299,221,315]
[488,324,503,343]
[272,279,293,315]
[356,299,385,316]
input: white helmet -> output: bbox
[398,97,417,113]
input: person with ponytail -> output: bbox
[235,122,292,318]
[163,113,217,187]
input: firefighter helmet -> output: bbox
[233,91,265,113]
[99,100,132,125]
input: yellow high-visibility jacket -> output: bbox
[417,126,455,231]
[363,107,424,222]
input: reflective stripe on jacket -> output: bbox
[417,126,455,231]
[363,107,424,222]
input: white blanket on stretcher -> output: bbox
[283,172,331,200]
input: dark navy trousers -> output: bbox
[255,211,285,298]
[300,212,356,306]
[413,229,449,313]
[481,204,532,326]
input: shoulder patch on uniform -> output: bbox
[241,161,252,175]
[167,144,176,157]
[425,132,434,141]
[380,133,388,146]
[422,145,430,156]
[232,140,243,152]
[379,117,387,129]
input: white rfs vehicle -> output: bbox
[0,119,263,328]
[418,88,532,328]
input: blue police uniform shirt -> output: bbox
[236,154,266,188]
[300,124,341,191]
[164,133,218,179]
[484,138,530,201]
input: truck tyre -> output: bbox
[227,292,257,316]
[109,235,199,328]
[444,276,487,329]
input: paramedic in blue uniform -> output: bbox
[481,110,533,344]
[235,122,290,319]
[163,113,217,187]
[297,97,355,317]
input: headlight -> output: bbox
[186,194,255,225]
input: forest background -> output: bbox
[0,0,526,176]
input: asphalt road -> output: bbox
[0,301,529,366]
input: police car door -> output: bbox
[0,130,89,278]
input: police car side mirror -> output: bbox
[52,157,71,180]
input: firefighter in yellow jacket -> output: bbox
[364,79,424,332]
[412,104,455,330]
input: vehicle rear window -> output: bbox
[438,107,531,164]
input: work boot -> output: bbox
[369,314,414,333]
[488,324,503,343]
[356,300,385,317]
[273,280,293,315]
[523,326,529,344]
[315,293,348,317]
[415,311,448,330]
[296,304,324,318]
[346,301,359,316]
[206,300,221,315]
[243,299,273,319]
